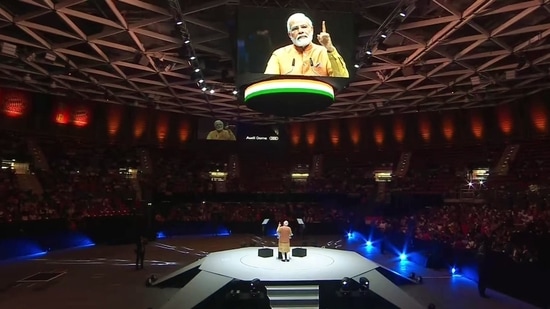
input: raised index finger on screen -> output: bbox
[322,20,326,32]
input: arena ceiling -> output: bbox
[0,0,549,124]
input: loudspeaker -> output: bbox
[292,248,307,257]
[258,248,273,258]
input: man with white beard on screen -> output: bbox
[264,13,349,78]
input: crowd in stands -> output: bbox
[37,138,139,218]
[0,130,549,265]
[0,168,21,222]
[0,131,58,222]
[157,201,350,225]
[391,198,549,264]
[147,149,218,195]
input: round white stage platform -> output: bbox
[200,247,375,281]
[153,247,425,309]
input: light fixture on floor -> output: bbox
[451,267,458,275]
[340,277,352,295]
[359,277,370,293]
[410,272,423,284]
[145,275,157,287]
[250,278,262,297]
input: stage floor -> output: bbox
[0,234,539,309]
[154,246,425,309]
[198,246,379,281]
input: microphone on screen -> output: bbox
[310,58,320,76]
[284,58,295,74]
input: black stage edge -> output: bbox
[192,280,399,309]
[246,91,333,117]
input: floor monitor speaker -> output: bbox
[258,248,273,258]
[292,248,307,257]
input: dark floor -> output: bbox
[0,234,538,309]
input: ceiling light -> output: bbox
[1,42,17,57]
[45,53,56,62]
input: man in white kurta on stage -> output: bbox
[277,220,293,262]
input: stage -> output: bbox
[152,246,425,309]
[0,234,539,309]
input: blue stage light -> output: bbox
[216,227,231,236]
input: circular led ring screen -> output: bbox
[244,79,335,117]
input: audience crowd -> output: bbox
[0,130,549,265]
[389,200,549,264]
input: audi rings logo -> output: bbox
[269,136,279,141]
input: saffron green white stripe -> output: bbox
[244,79,334,101]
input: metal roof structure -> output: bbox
[0,0,549,124]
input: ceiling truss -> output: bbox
[0,0,548,124]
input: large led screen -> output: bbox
[197,118,238,141]
[236,7,355,88]
[197,118,283,142]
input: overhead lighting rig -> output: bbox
[167,0,227,96]
[167,0,209,92]
[167,0,239,98]
[357,0,415,67]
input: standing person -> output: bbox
[135,235,147,270]
[276,229,283,260]
[379,220,387,254]
[277,221,293,262]
[477,235,490,298]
